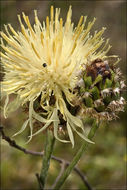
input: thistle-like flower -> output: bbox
[1,6,126,146]
[77,58,126,121]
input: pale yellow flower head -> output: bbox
[1,6,113,146]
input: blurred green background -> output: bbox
[1,0,126,190]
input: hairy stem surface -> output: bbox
[39,130,55,189]
[53,120,99,190]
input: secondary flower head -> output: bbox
[1,6,125,146]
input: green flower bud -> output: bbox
[77,58,126,120]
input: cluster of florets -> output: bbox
[76,58,126,121]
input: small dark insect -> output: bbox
[42,63,47,67]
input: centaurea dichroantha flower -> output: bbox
[1,6,125,146]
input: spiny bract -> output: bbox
[77,58,126,121]
[1,6,125,146]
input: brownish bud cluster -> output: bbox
[86,58,111,81]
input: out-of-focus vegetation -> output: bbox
[1,1,126,190]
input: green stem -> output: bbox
[39,130,55,189]
[53,120,99,190]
